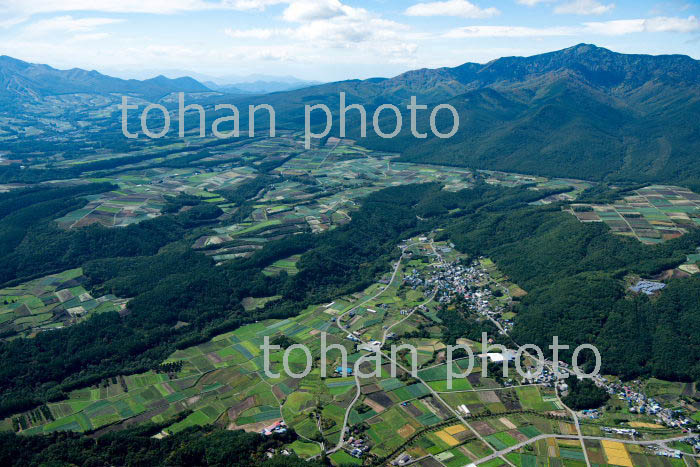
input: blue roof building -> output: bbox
[335,367,353,375]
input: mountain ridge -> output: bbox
[250,43,699,186]
[1,44,699,186]
[0,55,211,100]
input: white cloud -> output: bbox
[445,25,575,37]
[444,16,700,37]
[584,15,700,34]
[582,19,646,34]
[71,32,110,41]
[0,0,287,26]
[217,0,420,69]
[224,27,280,39]
[229,0,287,11]
[282,0,345,22]
[516,0,550,6]
[23,16,123,36]
[644,15,700,32]
[405,0,499,19]
[554,0,615,15]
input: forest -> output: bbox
[1,178,698,428]
[562,376,610,411]
[444,203,700,382]
[0,424,319,466]
[0,182,453,417]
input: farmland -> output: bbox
[2,134,699,465]
[0,233,694,466]
[49,133,595,270]
[0,268,126,340]
[568,185,700,245]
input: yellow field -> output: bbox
[445,424,468,435]
[628,422,664,429]
[499,417,516,430]
[435,430,460,447]
[601,440,633,467]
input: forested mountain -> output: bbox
[0,55,210,101]
[1,44,698,186]
[252,43,699,106]
[232,44,700,185]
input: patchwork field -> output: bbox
[569,185,700,245]
[0,268,126,339]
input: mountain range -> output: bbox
[1,44,699,186]
[203,79,322,94]
[228,44,699,184]
[0,56,211,101]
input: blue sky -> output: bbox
[0,0,698,82]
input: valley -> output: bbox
[0,136,698,465]
[0,42,699,466]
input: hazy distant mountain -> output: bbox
[0,55,210,101]
[204,79,321,94]
[102,68,321,94]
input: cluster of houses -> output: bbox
[346,436,369,458]
[391,452,414,465]
[403,268,425,289]
[687,435,700,453]
[260,420,287,436]
[580,408,600,419]
[358,340,382,353]
[601,427,638,436]
[648,436,700,458]
[595,378,696,429]
[629,280,666,295]
[264,448,292,459]
[523,362,571,387]
[345,332,361,343]
[423,259,515,334]
[647,445,683,459]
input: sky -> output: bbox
[0,0,698,82]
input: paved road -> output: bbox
[380,241,442,347]
[315,240,691,467]
[556,386,591,467]
[330,242,415,453]
[484,297,591,466]
[473,433,692,466]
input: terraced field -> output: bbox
[0,268,126,339]
[1,235,691,465]
[569,185,700,245]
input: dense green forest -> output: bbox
[1,178,699,435]
[0,184,218,287]
[0,424,319,466]
[0,180,563,418]
[444,204,700,382]
[562,376,610,410]
[0,182,446,417]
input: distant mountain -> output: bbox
[235,44,700,185]
[0,55,210,101]
[105,69,322,94]
[203,79,321,95]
